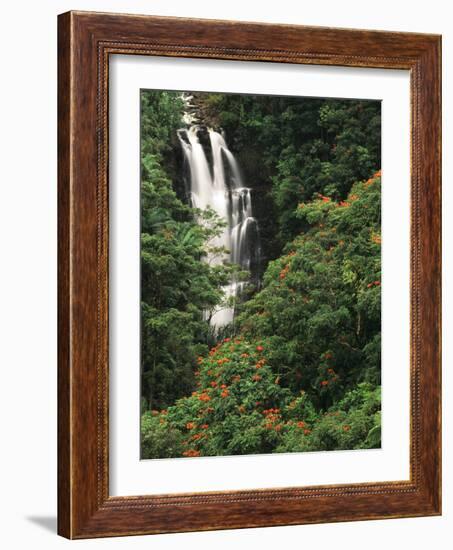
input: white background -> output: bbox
[110,56,410,495]
[0,0,450,548]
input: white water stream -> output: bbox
[178,125,261,328]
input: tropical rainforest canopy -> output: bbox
[140,90,381,458]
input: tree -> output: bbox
[140,91,231,409]
[237,172,382,409]
[141,338,380,458]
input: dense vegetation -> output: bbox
[140,90,381,458]
[140,92,232,409]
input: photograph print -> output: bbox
[140,89,382,460]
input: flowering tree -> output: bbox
[237,173,381,409]
[142,336,380,458]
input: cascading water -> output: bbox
[178,125,261,328]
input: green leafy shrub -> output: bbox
[141,338,292,458]
[237,173,382,405]
[141,340,381,458]
[277,383,381,453]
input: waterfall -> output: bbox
[178,125,261,328]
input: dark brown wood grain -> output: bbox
[57,11,71,537]
[58,10,442,539]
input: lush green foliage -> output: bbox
[200,94,380,247]
[141,338,380,457]
[140,90,381,457]
[237,173,382,408]
[141,92,231,409]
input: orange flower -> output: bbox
[232,375,241,382]
[221,389,229,398]
[304,429,311,435]
[252,374,262,382]
[223,337,231,342]
[192,433,202,441]
[220,384,227,389]
[238,405,246,414]
[240,353,249,358]
[279,264,290,280]
[186,422,195,430]
[343,425,351,432]
[210,381,217,388]
[151,410,159,416]
[367,280,381,288]
[256,345,264,352]
[200,424,209,430]
[297,421,306,428]
[209,345,220,357]
[197,356,203,364]
[198,393,211,402]
[320,380,329,387]
[263,408,280,415]
[182,449,201,457]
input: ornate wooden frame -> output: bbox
[58,10,441,539]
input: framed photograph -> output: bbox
[58,11,441,538]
